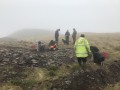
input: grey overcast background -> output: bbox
[0,0,120,37]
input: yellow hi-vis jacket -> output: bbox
[74,37,91,58]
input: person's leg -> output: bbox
[42,46,45,51]
[66,36,69,45]
[74,37,76,44]
[55,37,57,43]
[56,37,58,45]
[81,58,87,70]
[73,37,75,44]
[72,38,74,44]
[82,58,87,64]
[65,36,67,44]
[77,58,82,66]
[68,36,69,45]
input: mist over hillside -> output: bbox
[4,29,120,42]
[0,37,16,41]
[8,29,56,41]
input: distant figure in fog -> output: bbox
[72,28,77,44]
[65,30,70,45]
[55,29,60,45]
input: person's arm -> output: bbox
[85,39,91,53]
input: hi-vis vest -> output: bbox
[74,37,91,57]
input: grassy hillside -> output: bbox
[0,33,120,90]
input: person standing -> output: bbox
[72,28,77,44]
[55,29,60,45]
[65,30,70,45]
[74,34,91,69]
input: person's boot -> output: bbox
[82,63,86,71]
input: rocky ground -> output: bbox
[0,45,75,89]
[0,45,74,68]
[0,43,120,90]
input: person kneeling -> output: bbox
[49,40,57,51]
[90,46,108,65]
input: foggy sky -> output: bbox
[0,0,120,37]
